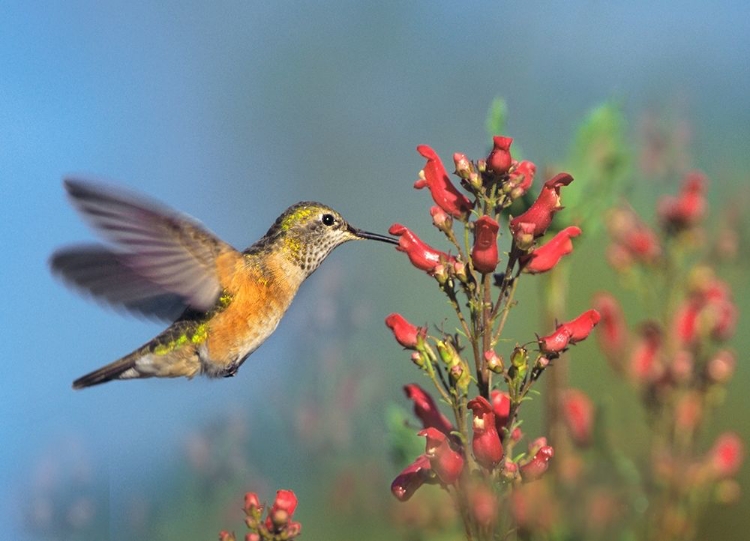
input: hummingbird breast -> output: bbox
[198,250,304,377]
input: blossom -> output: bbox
[244,492,262,513]
[522,226,582,274]
[508,160,536,197]
[592,293,628,370]
[706,349,735,384]
[389,223,455,274]
[471,216,500,273]
[403,384,454,435]
[561,389,594,446]
[490,390,511,435]
[470,484,499,527]
[510,173,574,239]
[467,396,504,469]
[606,207,661,267]
[391,454,434,501]
[487,136,513,174]
[538,309,600,355]
[264,490,300,535]
[520,445,555,481]
[629,323,663,384]
[419,427,464,485]
[385,313,424,349]
[658,170,707,230]
[415,145,473,218]
[708,432,744,478]
[538,326,572,356]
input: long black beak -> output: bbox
[350,226,399,245]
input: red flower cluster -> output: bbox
[658,171,707,231]
[672,274,736,345]
[225,489,301,541]
[606,207,661,268]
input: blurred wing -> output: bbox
[51,245,189,321]
[63,178,238,311]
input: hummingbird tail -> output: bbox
[72,350,142,389]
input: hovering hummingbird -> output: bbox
[51,179,397,389]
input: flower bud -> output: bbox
[490,390,511,434]
[521,446,555,481]
[561,389,594,446]
[706,349,735,384]
[430,205,453,233]
[219,531,236,541]
[511,222,537,251]
[453,152,472,180]
[385,313,425,349]
[487,136,513,174]
[707,432,744,478]
[484,350,504,373]
[508,160,536,197]
[244,492,261,513]
[471,216,500,274]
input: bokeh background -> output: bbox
[1,2,748,540]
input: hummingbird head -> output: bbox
[264,202,397,274]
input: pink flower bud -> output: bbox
[487,136,513,174]
[245,533,260,541]
[414,145,473,218]
[244,492,262,513]
[389,223,455,274]
[484,350,503,373]
[511,221,537,251]
[467,396,504,469]
[509,160,536,196]
[510,173,574,239]
[391,454,433,501]
[385,313,424,349]
[490,390,511,434]
[521,446,555,481]
[453,152,472,179]
[708,432,744,478]
[271,490,298,517]
[706,349,735,384]
[561,389,594,446]
[471,216,500,273]
[522,226,582,274]
[219,531,235,541]
[419,428,465,485]
[403,384,454,435]
[429,205,452,232]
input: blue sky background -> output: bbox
[1,2,749,540]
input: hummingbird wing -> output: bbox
[61,178,238,312]
[50,245,189,321]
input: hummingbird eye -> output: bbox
[321,213,335,226]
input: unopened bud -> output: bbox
[411,351,425,368]
[484,350,504,373]
[453,153,472,180]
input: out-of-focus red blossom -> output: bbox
[218,531,235,541]
[511,482,558,532]
[263,490,300,534]
[471,216,500,273]
[522,226,582,274]
[419,427,465,485]
[675,391,703,431]
[245,533,260,541]
[470,484,499,527]
[658,171,707,230]
[467,396,503,469]
[606,207,661,268]
[509,160,536,197]
[592,293,628,370]
[629,323,663,384]
[707,349,735,384]
[270,489,298,517]
[521,445,555,481]
[403,384,454,435]
[490,390,511,435]
[385,313,425,349]
[510,173,574,239]
[538,309,600,355]
[487,135,513,174]
[244,492,261,512]
[708,432,744,478]
[561,389,594,446]
[414,145,473,218]
[391,454,434,501]
[389,223,455,274]
[673,277,737,345]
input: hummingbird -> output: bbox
[51,179,397,389]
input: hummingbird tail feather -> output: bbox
[72,350,144,389]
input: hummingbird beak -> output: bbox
[349,226,399,245]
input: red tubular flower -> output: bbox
[389,223,455,274]
[471,216,500,273]
[487,136,513,174]
[630,323,663,384]
[509,160,536,196]
[522,226,582,274]
[385,313,424,349]
[391,454,434,501]
[403,384,454,435]
[467,396,504,469]
[563,309,601,344]
[561,389,594,446]
[658,170,707,230]
[490,390,511,434]
[708,432,744,478]
[538,326,572,356]
[510,173,574,239]
[592,293,628,369]
[520,445,555,481]
[415,145,473,218]
[419,427,464,485]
